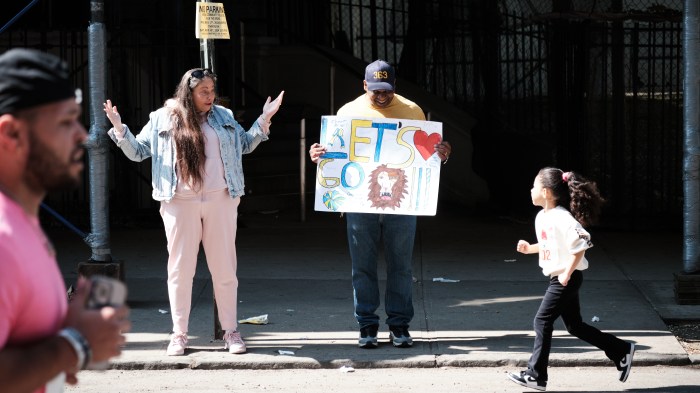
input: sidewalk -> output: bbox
[52,207,700,370]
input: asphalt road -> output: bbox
[65,366,700,393]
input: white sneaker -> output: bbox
[166,332,188,356]
[224,330,247,354]
[618,343,635,382]
[507,371,547,391]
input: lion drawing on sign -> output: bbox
[368,164,408,210]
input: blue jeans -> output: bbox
[346,213,416,328]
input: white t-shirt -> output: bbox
[534,206,592,276]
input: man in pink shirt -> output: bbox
[0,48,131,393]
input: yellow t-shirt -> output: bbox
[336,93,426,121]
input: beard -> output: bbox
[25,128,84,193]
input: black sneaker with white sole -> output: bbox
[507,371,547,391]
[616,342,635,382]
[358,324,378,348]
[389,325,413,348]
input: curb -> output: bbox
[108,353,691,371]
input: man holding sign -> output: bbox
[309,60,451,348]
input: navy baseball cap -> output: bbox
[365,60,395,91]
[0,48,79,115]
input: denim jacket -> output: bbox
[108,104,268,202]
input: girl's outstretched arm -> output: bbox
[516,240,539,254]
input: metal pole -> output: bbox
[683,0,700,274]
[200,37,215,72]
[330,63,335,114]
[240,20,246,107]
[199,0,221,339]
[85,0,111,263]
[199,1,216,72]
[300,118,307,222]
[370,0,378,60]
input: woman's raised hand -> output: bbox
[262,91,285,123]
[103,99,124,134]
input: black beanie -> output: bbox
[0,48,78,115]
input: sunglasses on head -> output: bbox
[189,69,216,82]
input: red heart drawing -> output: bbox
[413,130,442,160]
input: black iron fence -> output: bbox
[315,0,684,223]
[0,0,686,227]
[1,1,251,229]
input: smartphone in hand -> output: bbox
[86,275,127,309]
[85,275,127,369]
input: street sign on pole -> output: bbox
[195,0,232,339]
[195,1,230,40]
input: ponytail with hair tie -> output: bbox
[537,167,604,226]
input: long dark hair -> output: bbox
[168,68,217,190]
[538,167,605,227]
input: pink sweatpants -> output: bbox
[159,189,240,333]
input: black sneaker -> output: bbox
[389,325,413,348]
[358,324,378,348]
[507,371,547,391]
[617,342,635,382]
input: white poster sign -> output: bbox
[314,116,443,216]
